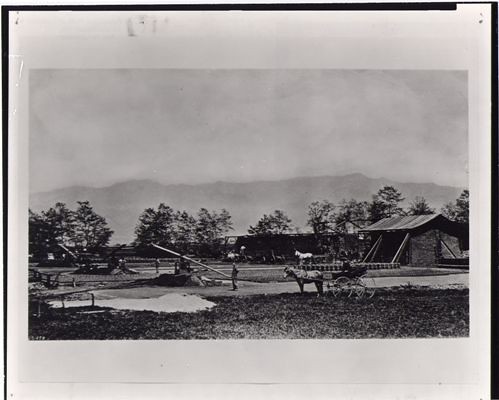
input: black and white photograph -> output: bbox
[28,68,470,340]
[5,4,493,400]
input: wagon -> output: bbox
[325,265,376,298]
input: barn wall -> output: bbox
[409,230,438,267]
[440,232,462,257]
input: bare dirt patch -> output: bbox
[49,293,216,313]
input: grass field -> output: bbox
[29,288,468,340]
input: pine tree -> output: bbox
[441,190,469,223]
[368,186,405,222]
[408,196,435,215]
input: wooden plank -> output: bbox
[391,233,410,264]
[362,235,383,262]
[57,243,78,259]
[370,235,383,262]
[151,244,232,279]
[371,234,383,260]
[440,239,457,259]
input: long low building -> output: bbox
[225,232,365,261]
[359,214,469,267]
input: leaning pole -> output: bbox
[151,244,232,279]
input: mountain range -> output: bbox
[29,173,465,244]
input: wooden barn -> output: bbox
[359,214,469,268]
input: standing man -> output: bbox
[178,255,191,274]
[154,258,160,274]
[231,262,239,291]
[119,258,126,272]
[340,251,351,272]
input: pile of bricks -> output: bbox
[301,262,400,271]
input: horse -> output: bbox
[283,266,323,295]
[226,252,239,262]
[294,250,314,265]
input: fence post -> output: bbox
[61,295,65,309]
[91,293,95,307]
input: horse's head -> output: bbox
[283,266,293,279]
[294,250,300,257]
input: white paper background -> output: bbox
[6,4,492,399]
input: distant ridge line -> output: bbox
[30,173,466,244]
[31,173,465,195]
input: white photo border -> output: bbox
[5,4,492,399]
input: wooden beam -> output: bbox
[151,244,232,279]
[362,234,383,262]
[391,233,410,264]
[440,239,457,259]
[57,243,78,259]
[370,235,383,262]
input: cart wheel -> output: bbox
[330,276,352,297]
[326,280,333,295]
[351,278,366,299]
[360,275,376,298]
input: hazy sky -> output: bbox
[29,69,467,193]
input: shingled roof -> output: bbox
[360,214,442,232]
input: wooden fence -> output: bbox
[31,290,97,318]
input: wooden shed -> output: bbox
[359,214,468,268]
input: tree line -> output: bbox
[29,202,233,257]
[29,201,114,258]
[133,204,233,255]
[29,185,469,257]
[251,186,469,235]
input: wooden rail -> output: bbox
[32,291,97,318]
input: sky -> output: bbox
[29,69,468,193]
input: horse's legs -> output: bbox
[298,280,304,294]
[316,282,323,296]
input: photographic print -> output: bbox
[6,6,492,399]
[27,68,470,340]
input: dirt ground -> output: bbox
[31,265,469,314]
[84,270,468,301]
